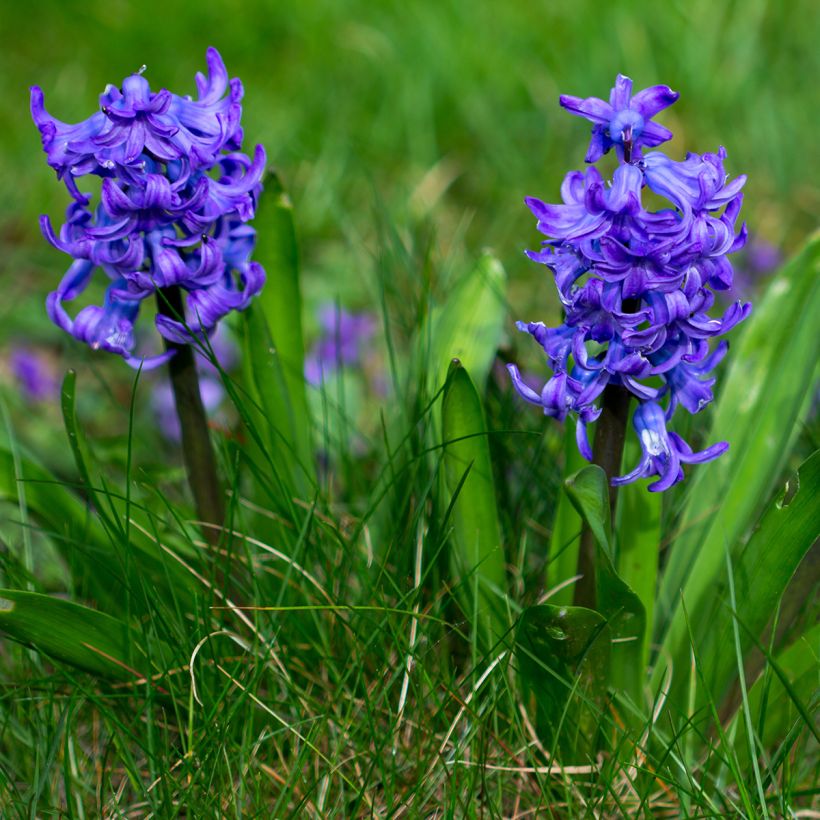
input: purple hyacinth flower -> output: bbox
[613,401,727,492]
[510,74,750,490]
[150,324,237,441]
[506,363,602,460]
[642,148,746,216]
[560,73,679,163]
[32,49,266,368]
[9,348,59,402]
[726,236,782,300]
[152,377,225,442]
[305,305,376,386]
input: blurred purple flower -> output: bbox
[152,378,224,443]
[151,324,237,441]
[305,305,376,386]
[32,48,265,368]
[725,235,782,300]
[9,348,59,402]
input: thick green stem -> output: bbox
[157,287,225,545]
[572,385,632,609]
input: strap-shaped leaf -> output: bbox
[655,236,820,711]
[0,589,167,682]
[656,234,820,654]
[615,435,662,672]
[441,359,508,647]
[668,450,820,710]
[427,251,506,401]
[242,171,315,497]
[547,423,587,606]
[516,603,610,761]
[565,465,647,705]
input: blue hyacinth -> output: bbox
[508,74,751,491]
[31,48,265,368]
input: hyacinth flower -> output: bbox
[304,304,376,386]
[151,325,238,442]
[509,75,750,608]
[509,74,750,502]
[612,401,728,493]
[32,48,266,539]
[9,347,59,402]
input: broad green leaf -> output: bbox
[615,435,662,671]
[547,423,587,606]
[241,304,314,500]
[441,359,507,647]
[670,450,820,709]
[565,465,647,704]
[656,234,820,647]
[427,251,506,400]
[244,171,315,495]
[565,466,614,558]
[0,589,167,682]
[731,622,820,767]
[516,603,610,761]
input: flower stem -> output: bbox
[573,384,632,609]
[157,287,225,546]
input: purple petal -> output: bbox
[559,94,612,124]
[630,84,679,118]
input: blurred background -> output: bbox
[0,0,817,431]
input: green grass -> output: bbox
[0,1,818,816]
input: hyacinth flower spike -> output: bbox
[32,49,267,544]
[510,74,750,607]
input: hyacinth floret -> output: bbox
[509,75,751,491]
[31,48,265,368]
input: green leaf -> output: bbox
[671,450,820,710]
[547,423,587,606]
[0,589,165,682]
[565,466,614,557]
[516,603,610,761]
[441,359,508,647]
[61,371,105,520]
[427,251,506,400]
[656,234,820,651]
[0,442,202,618]
[615,435,662,671]
[37,370,196,608]
[732,622,820,767]
[243,171,315,495]
[241,304,314,500]
[564,465,647,705]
